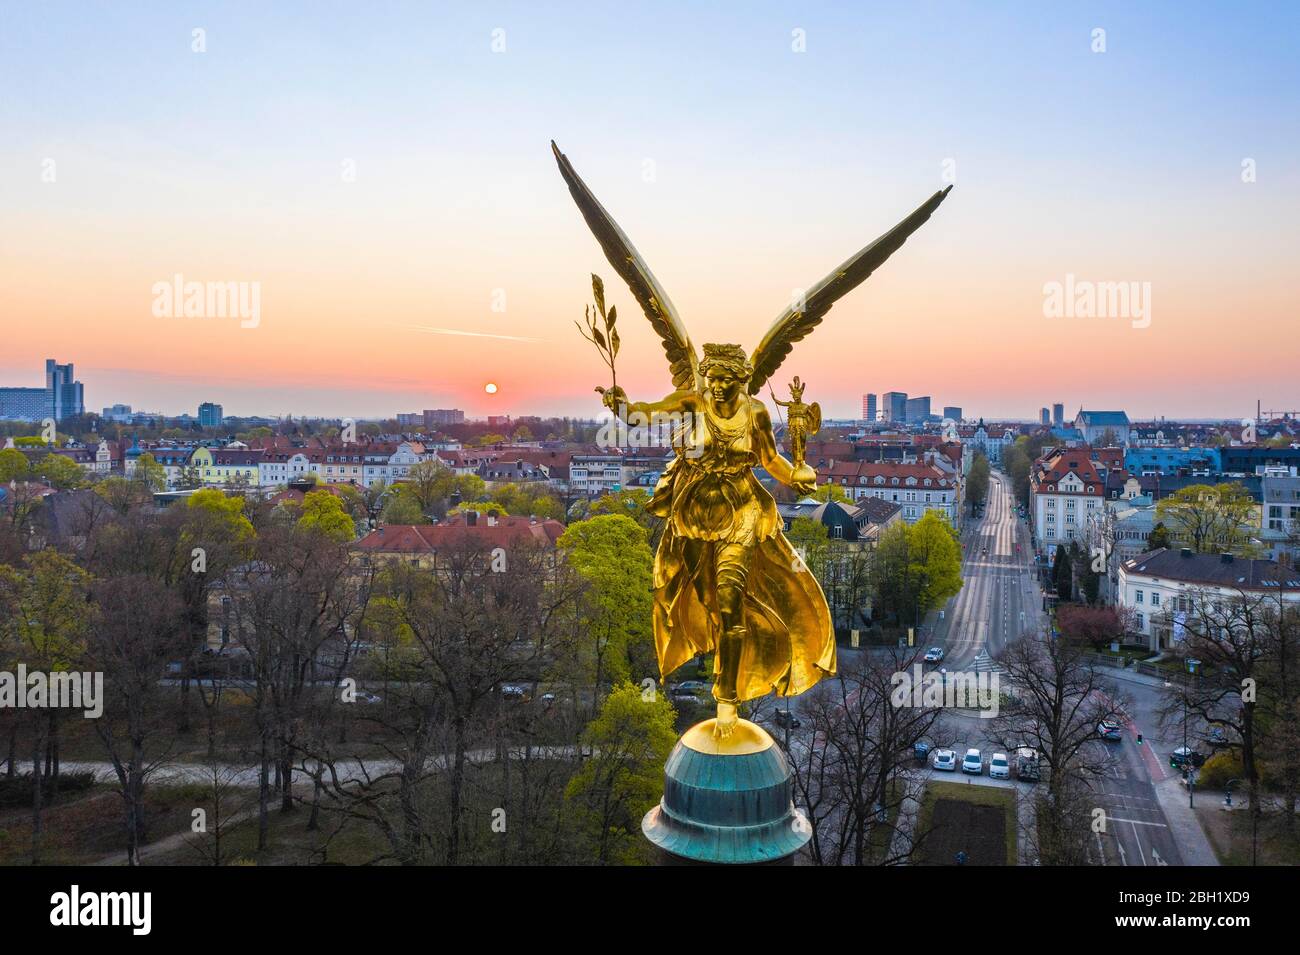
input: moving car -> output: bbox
[932,749,957,772]
[670,687,700,703]
[962,748,983,775]
[1097,720,1123,742]
[989,752,1010,779]
[923,647,945,663]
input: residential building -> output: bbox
[819,460,958,524]
[1117,547,1300,652]
[352,512,566,570]
[1074,409,1131,446]
[1030,447,1106,551]
[1260,467,1300,561]
[424,409,465,427]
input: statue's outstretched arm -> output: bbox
[603,386,698,418]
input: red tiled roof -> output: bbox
[353,514,566,553]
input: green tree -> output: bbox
[1052,544,1072,599]
[34,453,83,490]
[909,511,963,614]
[0,448,29,483]
[380,491,425,524]
[558,514,654,696]
[1156,482,1259,555]
[133,452,167,492]
[965,453,990,514]
[1147,521,1172,550]
[296,490,357,542]
[564,682,677,865]
[811,483,852,504]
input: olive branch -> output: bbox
[575,273,620,398]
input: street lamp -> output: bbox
[1184,657,1200,809]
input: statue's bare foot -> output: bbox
[713,702,738,739]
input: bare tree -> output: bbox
[989,632,1129,864]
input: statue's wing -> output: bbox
[748,185,952,395]
[552,141,700,392]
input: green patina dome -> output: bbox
[642,720,810,865]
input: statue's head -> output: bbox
[789,375,804,400]
[699,343,752,403]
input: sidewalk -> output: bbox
[1152,775,1220,865]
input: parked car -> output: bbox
[989,752,1010,779]
[923,647,945,663]
[670,687,700,703]
[1097,720,1123,742]
[1170,746,1207,770]
[355,691,382,705]
[932,749,957,772]
[674,680,710,693]
[500,684,530,703]
[773,708,801,729]
[1015,747,1040,781]
[962,748,983,774]
[914,740,932,763]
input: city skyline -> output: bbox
[3,3,1297,420]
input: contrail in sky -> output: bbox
[394,324,546,343]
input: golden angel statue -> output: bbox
[772,376,820,472]
[553,141,951,739]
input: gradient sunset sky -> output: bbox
[2,2,1296,422]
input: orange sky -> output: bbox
[2,4,1296,421]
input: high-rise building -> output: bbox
[905,395,931,423]
[863,393,877,422]
[943,406,962,422]
[883,392,908,423]
[1052,403,1065,428]
[0,359,83,421]
[46,360,84,420]
[1040,407,1051,426]
[198,402,224,428]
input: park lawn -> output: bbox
[1196,804,1300,866]
[0,782,203,865]
[915,780,1017,866]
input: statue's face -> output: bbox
[706,368,743,404]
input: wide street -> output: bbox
[927,469,1042,667]
[912,468,1214,866]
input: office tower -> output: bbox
[1040,407,1051,426]
[883,392,908,423]
[198,402,224,428]
[45,359,84,420]
[863,393,877,422]
[943,406,962,422]
[1052,403,1064,427]
[905,395,931,424]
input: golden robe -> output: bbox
[648,397,836,702]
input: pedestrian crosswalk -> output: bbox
[972,648,1002,673]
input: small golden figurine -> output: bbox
[772,376,820,474]
[554,141,951,741]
